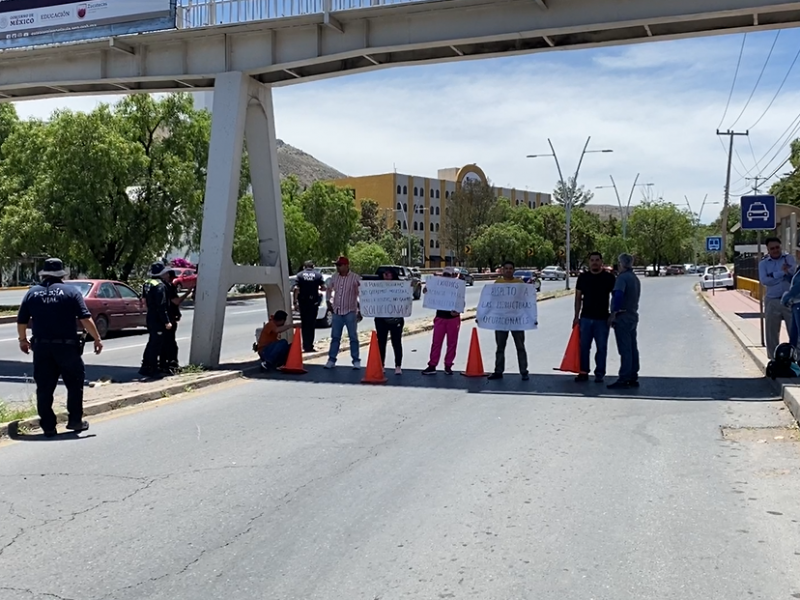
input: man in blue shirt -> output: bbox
[758,236,796,359]
[607,253,641,390]
[16,258,103,438]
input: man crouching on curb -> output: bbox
[255,310,293,371]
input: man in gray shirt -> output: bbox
[608,253,641,390]
[758,236,796,359]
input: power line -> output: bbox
[748,42,800,130]
[728,108,800,183]
[718,33,748,130]
[729,30,781,129]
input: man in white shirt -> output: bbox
[758,236,796,359]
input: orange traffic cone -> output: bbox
[362,331,388,384]
[553,324,582,374]
[279,328,307,374]
[461,327,487,377]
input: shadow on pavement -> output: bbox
[0,359,144,388]
[241,364,778,402]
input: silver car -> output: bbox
[541,265,567,280]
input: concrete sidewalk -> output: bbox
[698,287,800,422]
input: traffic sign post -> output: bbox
[705,237,723,296]
[740,195,776,348]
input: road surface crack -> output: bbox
[0,586,76,600]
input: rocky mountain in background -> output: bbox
[276,139,346,186]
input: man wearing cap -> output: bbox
[16,258,103,437]
[324,256,362,369]
[294,260,327,353]
[139,262,173,378]
[160,269,192,374]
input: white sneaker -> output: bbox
[395,367,402,376]
[352,360,361,370]
[324,360,335,369]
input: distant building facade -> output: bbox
[330,164,550,266]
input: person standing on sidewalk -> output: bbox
[573,252,616,383]
[160,270,192,374]
[294,260,326,353]
[607,253,641,390]
[324,256,362,370]
[488,261,529,381]
[16,258,103,437]
[374,268,404,375]
[139,262,173,378]
[759,236,796,359]
[422,267,461,375]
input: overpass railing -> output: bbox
[176,0,431,28]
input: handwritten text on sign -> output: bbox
[359,280,414,318]
[422,276,466,312]
[476,283,538,330]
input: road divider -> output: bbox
[0,288,574,439]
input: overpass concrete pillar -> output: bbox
[190,71,289,368]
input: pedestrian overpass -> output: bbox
[2,0,798,366]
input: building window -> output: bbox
[435,223,440,232]
[403,203,408,212]
[429,222,434,232]
[435,240,440,248]
[430,239,434,248]
[445,191,450,199]
[396,185,401,195]
[413,222,418,231]
[403,185,407,194]
[396,220,401,229]
[436,190,440,199]
[396,202,402,210]
[402,221,407,230]
[413,186,418,196]
[436,206,440,215]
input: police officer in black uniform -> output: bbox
[159,270,192,374]
[16,258,103,438]
[139,262,172,377]
[294,260,327,353]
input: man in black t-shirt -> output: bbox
[294,261,327,353]
[573,252,616,383]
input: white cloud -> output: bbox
[12,33,800,224]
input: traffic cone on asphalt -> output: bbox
[553,324,582,374]
[362,331,388,384]
[279,328,307,374]
[461,327,487,377]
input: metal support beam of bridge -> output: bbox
[189,72,290,367]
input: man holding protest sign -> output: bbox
[485,261,530,381]
[421,267,465,375]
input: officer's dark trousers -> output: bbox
[160,322,179,369]
[299,302,319,351]
[141,325,165,372]
[33,341,84,431]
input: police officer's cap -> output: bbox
[39,258,68,278]
[148,262,171,277]
[304,260,314,269]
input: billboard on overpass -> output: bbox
[0,0,175,50]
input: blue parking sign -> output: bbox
[706,236,722,252]
[741,195,776,230]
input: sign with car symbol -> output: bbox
[740,195,776,230]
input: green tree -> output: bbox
[440,180,497,262]
[348,241,391,274]
[553,176,594,208]
[301,181,359,263]
[595,234,629,266]
[628,201,694,268]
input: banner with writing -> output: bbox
[476,283,538,330]
[422,276,467,313]
[359,280,414,318]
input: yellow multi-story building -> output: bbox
[330,164,551,267]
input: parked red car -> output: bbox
[65,279,146,339]
[172,268,197,291]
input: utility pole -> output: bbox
[717,129,749,265]
[746,175,767,348]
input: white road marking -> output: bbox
[99,336,191,353]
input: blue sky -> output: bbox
[14,27,800,223]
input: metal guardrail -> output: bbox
[176,0,430,27]
[736,276,762,301]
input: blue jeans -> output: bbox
[791,304,800,350]
[579,317,610,377]
[259,339,289,368]
[328,311,359,363]
[613,315,639,382]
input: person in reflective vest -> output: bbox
[139,262,172,378]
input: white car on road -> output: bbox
[541,265,567,280]
[700,266,734,291]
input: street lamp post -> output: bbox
[527,137,613,290]
[595,175,654,239]
[683,194,719,266]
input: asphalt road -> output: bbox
[2,276,799,600]
[1,280,577,404]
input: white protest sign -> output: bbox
[359,280,414,318]
[422,276,466,313]
[476,283,538,330]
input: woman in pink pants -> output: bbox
[421,268,461,375]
